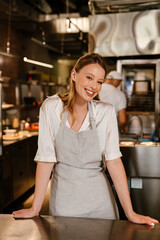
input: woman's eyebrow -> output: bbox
[83,71,104,80]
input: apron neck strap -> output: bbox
[88,101,96,129]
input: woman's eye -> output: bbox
[86,76,92,80]
[98,81,103,85]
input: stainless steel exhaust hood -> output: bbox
[89,9,160,57]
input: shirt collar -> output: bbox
[55,97,96,131]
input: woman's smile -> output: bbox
[85,88,95,97]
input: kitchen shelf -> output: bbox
[126,111,155,116]
[1,79,67,131]
[2,104,41,111]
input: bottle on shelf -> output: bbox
[12,117,19,129]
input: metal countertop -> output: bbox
[0,214,160,240]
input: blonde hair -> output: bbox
[58,52,107,124]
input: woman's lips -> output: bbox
[85,89,94,97]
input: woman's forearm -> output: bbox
[106,158,134,219]
[12,161,55,218]
[32,161,54,214]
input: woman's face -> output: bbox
[71,63,105,103]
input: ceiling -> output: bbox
[0,0,90,57]
[0,0,160,57]
[47,0,90,16]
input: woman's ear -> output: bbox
[71,69,76,82]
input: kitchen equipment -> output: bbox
[134,80,149,94]
[3,134,20,141]
[12,117,19,129]
[24,97,35,105]
[134,72,151,94]
[117,59,160,219]
[20,120,26,131]
[4,129,17,136]
[120,141,135,146]
[117,59,159,139]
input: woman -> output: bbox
[13,53,158,225]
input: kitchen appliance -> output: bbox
[118,59,160,220]
[117,59,160,140]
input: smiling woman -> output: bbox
[12,53,158,226]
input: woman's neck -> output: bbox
[74,95,88,113]
[74,102,88,115]
[68,98,89,132]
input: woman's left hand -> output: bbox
[127,211,159,226]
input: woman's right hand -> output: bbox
[12,207,39,219]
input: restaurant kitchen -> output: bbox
[0,0,160,223]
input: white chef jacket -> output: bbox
[99,84,126,115]
[34,94,122,163]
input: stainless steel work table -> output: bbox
[0,214,160,240]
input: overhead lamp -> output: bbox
[66,0,71,32]
[66,18,84,41]
[41,28,46,45]
[23,57,54,69]
[6,0,11,54]
[67,18,71,32]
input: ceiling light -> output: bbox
[6,1,11,54]
[67,18,71,32]
[23,57,54,69]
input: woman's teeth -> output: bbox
[86,89,94,95]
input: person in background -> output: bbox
[99,71,128,132]
[12,53,158,226]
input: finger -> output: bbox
[145,218,159,226]
[150,219,159,224]
[12,213,23,219]
[12,211,27,219]
[12,209,23,215]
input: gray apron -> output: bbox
[50,102,119,219]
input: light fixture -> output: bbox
[6,0,12,54]
[23,57,54,69]
[66,0,71,32]
[66,17,84,41]
[41,28,46,45]
[67,18,71,32]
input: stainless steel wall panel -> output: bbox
[130,178,160,221]
[121,146,160,177]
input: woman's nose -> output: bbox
[91,80,97,89]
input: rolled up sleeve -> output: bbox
[105,106,122,161]
[34,106,57,163]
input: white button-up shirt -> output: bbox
[34,94,122,163]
